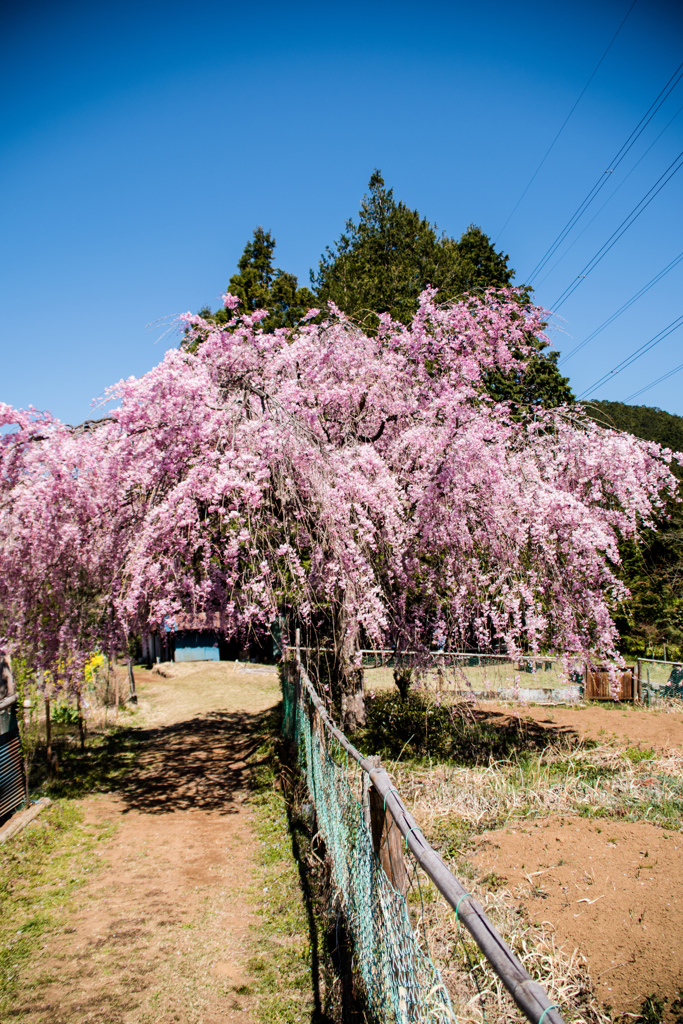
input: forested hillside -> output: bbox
[586,400,683,475]
[585,401,683,659]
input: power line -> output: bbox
[536,102,683,289]
[626,358,683,402]
[526,60,683,284]
[495,0,638,243]
[551,150,683,311]
[578,314,683,399]
[559,250,683,365]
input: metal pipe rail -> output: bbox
[295,657,566,1024]
[299,647,560,662]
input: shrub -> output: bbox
[365,691,465,759]
[51,701,79,725]
[364,689,562,764]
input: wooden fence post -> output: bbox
[362,755,380,833]
[369,777,408,896]
[127,658,137,704]
[76,693,85,752]
[45,696,51,766]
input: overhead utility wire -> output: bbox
[551,150,683,311]
[527,60,683,284]
[626,358,683,402]
[495,0,638,243]
[559,250,683,364]
[579,314,683,399]
[536,102,683,289]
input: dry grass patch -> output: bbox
[392,743,683,832]
[383,739,683,1022]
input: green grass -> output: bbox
[246,723,323,1024]
[625,745,657,764]
[28,719,142,802]
[0,716,138,1022]
[0,802,117,1020]
[248,785,315,1024]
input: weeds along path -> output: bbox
[2,663,314,1024]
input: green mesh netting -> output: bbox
[282,667,455,1024]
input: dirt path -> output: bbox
[8,663,295,1024]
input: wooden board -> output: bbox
[585,667,634,701]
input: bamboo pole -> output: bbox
[295,657,566,1024]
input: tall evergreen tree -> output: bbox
[191,175,573,410]
[196,227,316,335]
[312,171,514,326]
[313,171,573,410]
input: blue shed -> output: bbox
[173,630,220,662]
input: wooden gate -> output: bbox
[584,666,635,701]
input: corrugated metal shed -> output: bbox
[0,696,25,823]
[174,630,220,662]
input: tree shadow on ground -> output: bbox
[363,692,585,764]
[115,709,274,815]
[39,708,275,814]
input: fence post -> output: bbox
[21,682,31,806]
[127,658,138,704]
[45,696,51,767]
[369,776,408,896]
[76,693,85,752]
[362,755,380,833]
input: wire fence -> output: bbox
[301,647,582,704]
[283,662,454,1023]
[638,657,683,702]
[282,649,566,1024]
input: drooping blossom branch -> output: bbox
[0,289,678,712]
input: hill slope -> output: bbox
[583,402,683,657]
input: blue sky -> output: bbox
[1,0,682,424]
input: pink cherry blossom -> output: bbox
[0,288,678,710]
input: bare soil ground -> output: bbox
[470,817,683,1016]
[2,661,311,1024]
[462,703,683,1017]
[483,701,683,752]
